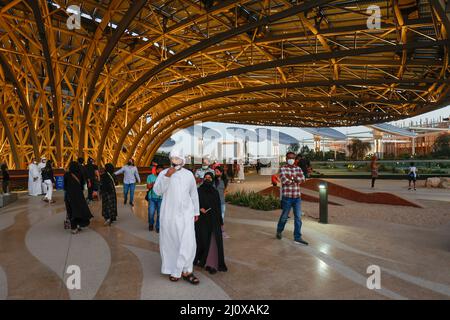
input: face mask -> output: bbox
[287,159,295,165]
[128,161,133,166]
[171,162,182,170]
[202,165,209,170]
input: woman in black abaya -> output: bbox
[194,172,228,274]
[64,161,93,234]
[100,163,118,225]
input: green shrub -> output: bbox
[226,190,281,211]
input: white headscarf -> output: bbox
[169,149,186,166]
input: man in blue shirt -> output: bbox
[147,165,163,232]
[114,159,141,207]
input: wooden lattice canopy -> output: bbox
[0,0,449,169]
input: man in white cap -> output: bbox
[28,158,41,196]
[153,149,200,284]
[38,156,47,195]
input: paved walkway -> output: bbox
[0,179,449,299]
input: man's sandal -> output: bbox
[169,276,179,282]
[182,273,199,285]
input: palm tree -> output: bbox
[347,139,371,160]
[287,143,300,153]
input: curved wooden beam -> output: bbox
[73,0,123,155]
[103,38,450,165]
[140,112,331,167]
[132,95,424,166]
[0,52,39,159]
[140,110,406,167]
[0,104,21,168]
[124,77,448,162]
[28,0,63,165]
[96,0,335,163]
[113,0,333,108]
[78,0,148,156]
[430,0,450,39]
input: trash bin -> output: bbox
[55,175,64,190]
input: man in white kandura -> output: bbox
[153,149,200,285]
[28,158,41,196]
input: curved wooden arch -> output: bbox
[28,0,63,165]
[140,110,406,167]
[78,0,148,156]
[0,52,40,159]
[112,0,333,108]
[129,95,429,166]
[0,103,21,168]
[105,38,450,165]
[137,100,408,166]
[123,78,449,162]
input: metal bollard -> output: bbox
[319,181,328,224]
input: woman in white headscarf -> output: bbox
[153,149,201,284]
[237,159,245,182]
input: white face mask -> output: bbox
[171,159,183,170]
[287,159,295,165]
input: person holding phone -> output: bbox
[194,172,228,275]
[153,150,200,285]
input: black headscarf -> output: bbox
[69,161,79,174]
[105,163,115,175]
[195,171,227,271]
[199,172,215,193]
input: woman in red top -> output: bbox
[370,155,378,188]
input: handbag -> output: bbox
[145,190,149,202]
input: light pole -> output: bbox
[319,181,328,224]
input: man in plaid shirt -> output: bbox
[276,152,309,245]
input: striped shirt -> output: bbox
[280,165,305,198]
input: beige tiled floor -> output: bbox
[0,176,449,300]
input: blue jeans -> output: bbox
[277,196,302,240]
[148,198,161,229]
[123,183,136,204]
[221,203,226,221]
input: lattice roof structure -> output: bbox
[0,0,449,168]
